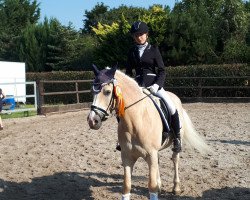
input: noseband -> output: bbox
[90,104,111,121]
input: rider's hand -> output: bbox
[148,84,159,94]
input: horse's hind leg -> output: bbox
[171,152,181,194]
[147,151,161,200]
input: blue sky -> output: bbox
[38,0,176,30]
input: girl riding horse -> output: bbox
[87,65,210,200]
[126,21,181,153]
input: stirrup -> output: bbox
[172,138,182,153]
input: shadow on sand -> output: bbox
[0,172,249,200]
[209,139,250,146]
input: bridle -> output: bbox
[90,80,116,121]
[91,79,151,121]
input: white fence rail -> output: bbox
[0,81,37,114]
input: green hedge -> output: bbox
[26,64,249,104]
[166,64,249,97]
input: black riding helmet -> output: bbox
[130,21,149,34]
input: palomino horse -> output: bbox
[87,65,210,200]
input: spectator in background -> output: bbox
[0,88,6,130]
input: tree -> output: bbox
[18,23,43,71]
[82,3,108,34]
[68,34,98,71]
[141,5,170,46]
[166,0,216,65]
[0,0,40,60]
[91,16,131,67]
[82,3,148,34]
[218,0,249,62]
[20,18,77,71]
[245,1,250,62]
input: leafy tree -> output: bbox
[68,34,98,71]
[91,15,131,67]
[141,5,170,46]
[0,0,40,60]
[244,1,250,62]
[82,3,108,34]
[19,18,84,72]
[166,0,216,65]
[18,23,43,71]
[165,0,250,65]
[218,0,249,62]
[82,3,148,34]
[101,5,148,26]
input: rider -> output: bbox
[126,21,182,153]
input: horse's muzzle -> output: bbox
[87,111,102,130]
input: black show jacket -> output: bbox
[126,44,166,88]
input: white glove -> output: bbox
[148,84,159,94]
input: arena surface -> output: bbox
[0,103,249,200]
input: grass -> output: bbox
[1,104,37,119]
[1,111,37,119]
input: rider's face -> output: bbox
[133,32,148,45]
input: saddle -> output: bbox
[143,89,172,144]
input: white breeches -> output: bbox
[156,88,176,115]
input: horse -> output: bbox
[87,65,210,200]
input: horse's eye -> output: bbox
[104,90,111,96]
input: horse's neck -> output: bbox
[115,72,145,108]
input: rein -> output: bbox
[124,91,151,111]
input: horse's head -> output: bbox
[87,64,118,130]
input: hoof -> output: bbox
[172,189,181,195]
[172,182,181,195]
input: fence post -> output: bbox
[75,82,79,104]
[198,78,202,99]
[37,80,44,115]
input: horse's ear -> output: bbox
[92,64,99,76]
[107,65,117,78]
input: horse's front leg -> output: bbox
[121,156,136,200]
[172,152,181,194]
[147,151,160,200]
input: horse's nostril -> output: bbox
[87,114,102,130]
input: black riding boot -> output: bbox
[171,110,182,153]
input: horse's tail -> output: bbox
[182,109,211,154]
